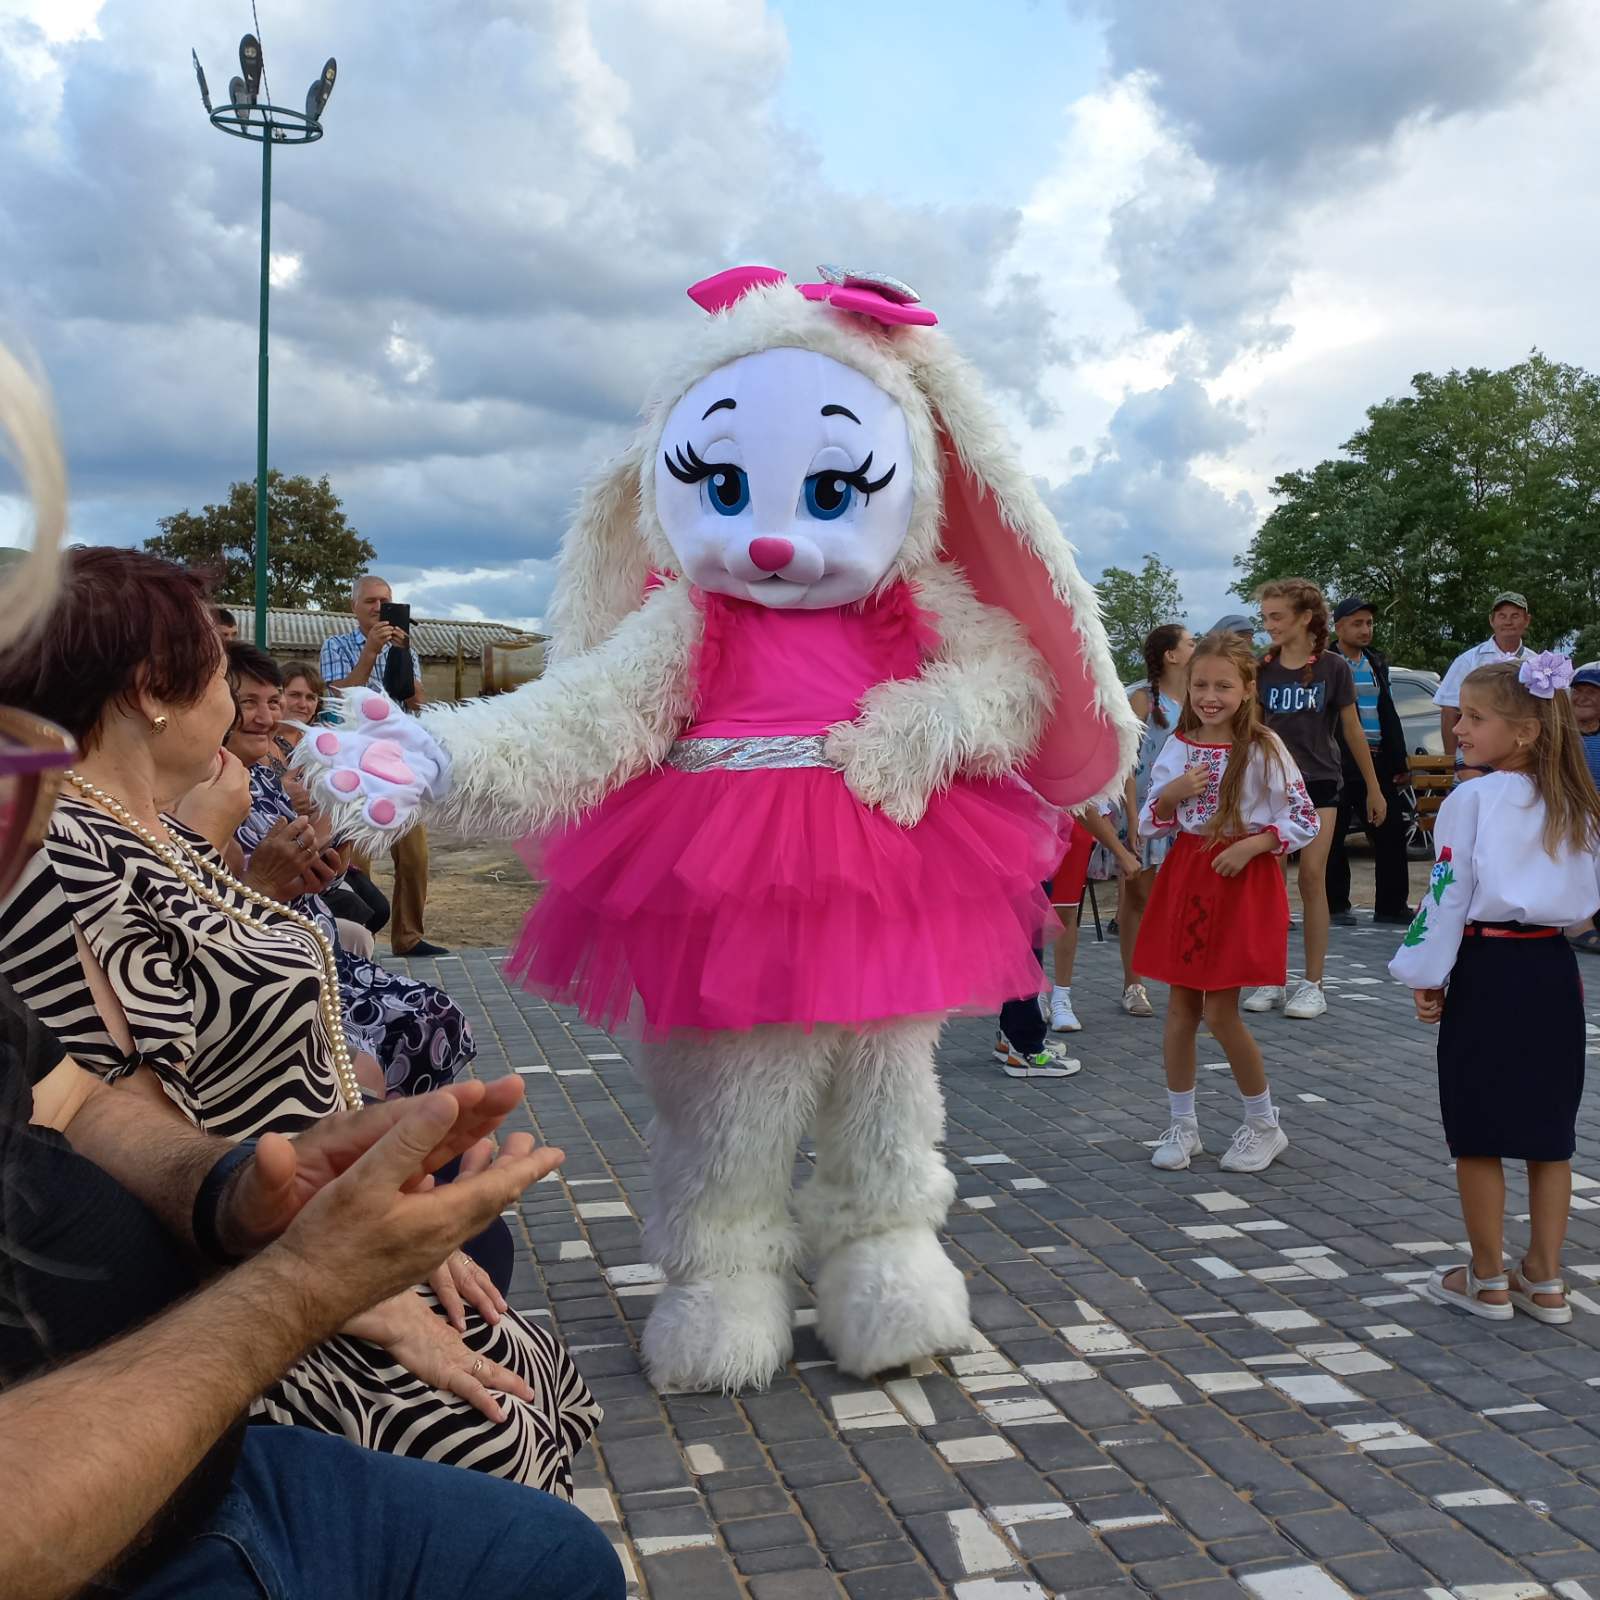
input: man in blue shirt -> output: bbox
[321,575,447,957]
[1326,597,1412,926]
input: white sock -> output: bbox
[1241,1088,1275,1124]
[1168,1088,1196,1122]
[1054,985,1072,1001]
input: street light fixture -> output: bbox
[192,34,336,646]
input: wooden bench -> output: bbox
[1406,754,1455,836]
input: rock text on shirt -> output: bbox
[1265,682,1326,714]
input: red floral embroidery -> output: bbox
[1438,846,1453,863]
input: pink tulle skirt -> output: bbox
[506,767,1066,1037]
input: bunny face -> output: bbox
[652,347,915,609]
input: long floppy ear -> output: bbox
[543,439,656,662]
[934,423,1139,808]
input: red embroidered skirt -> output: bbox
[1132,832,1289,992]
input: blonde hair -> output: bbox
[0,344,65,651]
[1256,577,1329,686]
[1179,632,1290,838]
[1461,661,1600,858]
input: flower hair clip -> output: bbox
[1518,651,1575,699]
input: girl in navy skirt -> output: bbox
[1134,635,1320,1174]
[1391,655,1600,1324]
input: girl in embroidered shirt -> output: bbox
[1133,635,1320,1175]
[1390,656,1600,1325]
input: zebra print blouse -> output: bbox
[0,796,345,1135]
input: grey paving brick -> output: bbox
[722,1514,813,1553]
[840,1565,942,1600]
[795,1482,901,1550]
[748,1572,845,1600]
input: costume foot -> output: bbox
[641,1273,794,1394]
[815,1226,971,1378]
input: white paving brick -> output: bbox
[1435,1489,1517,1508]
[946,1508,1018,1576]
[939,1436,1017,1464]
[1194,1190,1251,1212]
[1061,1322,1139,1356]
[1190,1371,1265,1395]
[634,1534,716,1556]
[574,1201,632,1219]
[953,1582,1048,1600]
[1021,1360,1095,1384]
[558,1240,594,1260]
[1127,1383,1183,1409]
[1250,1310,1322,1332]
[1240,1566,1356,1600]
[986,1504,1074,1529]
[1267,1373,1362,1405]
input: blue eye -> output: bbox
[804,472,854,521]
[705,466,749,516]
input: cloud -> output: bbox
[0,0,1062,607]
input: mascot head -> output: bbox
[547,263,1138,807]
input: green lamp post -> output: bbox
[192,36,336,646]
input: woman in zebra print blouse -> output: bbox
[0,547,599,1500]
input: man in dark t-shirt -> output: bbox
[0,978,619,1599]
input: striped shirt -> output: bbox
[318,629,422,696]
[1348,650,1381,745]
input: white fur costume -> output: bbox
[301,265,1138,1393]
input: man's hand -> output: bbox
[257,1091,562,1335]
[1366,785,1389,827]
[360,621,405,666]
[1413,987,1445,1024]
[218,1078,555,1257]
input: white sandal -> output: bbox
[1424,1262,1513,1321]
[1509,1260,1572,1325]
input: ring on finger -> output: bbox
[471,1357,485,1377]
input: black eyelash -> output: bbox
[665,442,729,484]
[814,452,896,500]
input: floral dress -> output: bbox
[239,763,473,1096]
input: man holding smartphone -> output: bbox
[322,575,448,957]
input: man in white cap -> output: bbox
[1435,592,1533,766]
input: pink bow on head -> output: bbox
[687,264,939,328]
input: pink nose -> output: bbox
[748,536,794,573]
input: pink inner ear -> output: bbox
[934,426,1124,808]
[688,265,788,313]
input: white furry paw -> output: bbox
[641,1274,795,1394]
[814,1227,971,1378]
[293,689,451,838]
[824,719,932,827]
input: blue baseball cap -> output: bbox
[1573,664,1600,689]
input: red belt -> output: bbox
[1464,923,1560,940]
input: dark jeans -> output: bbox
[128,1425,624,1600]
[998,948,1047,1054]
[1327,769,1411,918]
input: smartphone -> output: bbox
[378,600,411,634]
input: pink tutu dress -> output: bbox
[506,582,1065,1037]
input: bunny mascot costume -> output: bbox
[300,264,1138,1394]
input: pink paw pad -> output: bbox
[359,697,392,723]
[331,769,361,794]
[314,732,340,757]
[368,798,397,826]
[358,738,416,787]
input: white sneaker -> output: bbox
[1122,982,1155,1018]
[1218,1116,1289,1173]
[1050,989,1082,1032]
[995,1034,1082,1078]
[1241,986,1284,1013]
[1151,1120,1204,1170]
[1283,979,1327,1020]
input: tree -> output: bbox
[1097,553,1186,679]
[1233,352,1600,671]
[147,472,377,611]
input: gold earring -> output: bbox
[150,715,168,735]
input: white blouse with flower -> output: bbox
[1388,771,1600,990]
[1138,732,1320,854]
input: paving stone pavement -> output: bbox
[398,924,1600,1600]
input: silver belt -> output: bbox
[666,734,832,772]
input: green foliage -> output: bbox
[1097,552,1186,679]
[1233,352,1600,671]
[147,472,377,611]
[1574,621,1600,665]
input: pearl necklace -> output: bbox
[64,771,362,1111]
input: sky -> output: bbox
[0,0,1595,634]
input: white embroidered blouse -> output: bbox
[1138,732,1320,855]
[1388,771,1600,990]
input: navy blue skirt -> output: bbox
[1438,930,1584,1161]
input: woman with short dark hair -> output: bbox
[0,546,599,1498]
